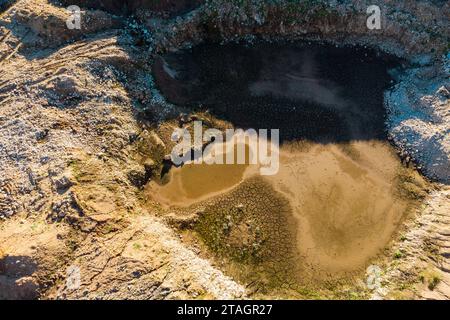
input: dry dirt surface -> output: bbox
[0,0,449,300]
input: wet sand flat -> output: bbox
[269,141,408,275]
[148,142,259,207]
[148,161,250,207]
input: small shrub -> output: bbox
[393,250,403,259]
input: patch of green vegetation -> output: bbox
[291,286,325,300]
[68,159,82,180]
[100,223,116,234]
[65,239,78,252]
[194,176,298,292]
[420,269,442,290]
[395,167,429,201]
[427,275,441,290]
[30,220,45,233]
[393,250,403,259]
[133,242,142,250]
[287,279,369,300]
[397,282,411,291]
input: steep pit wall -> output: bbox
[142,0,449,183]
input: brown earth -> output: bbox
[0,0,448,300]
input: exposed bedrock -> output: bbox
[385,57,450,184]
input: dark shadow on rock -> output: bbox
[0,0,16,13]
[0,255,39,300]
[152,41,404,144]
[51,0,204,17]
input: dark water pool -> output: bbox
[153,41,400,143]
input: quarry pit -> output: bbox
[0,0,448,300]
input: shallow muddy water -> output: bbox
[149,142,258,207]
[150,42,426,284]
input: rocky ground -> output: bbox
[0,0,449,299]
